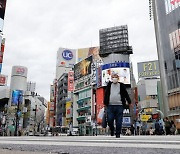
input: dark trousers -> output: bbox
[107,105,124,135]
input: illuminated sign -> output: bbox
[62,50,73,60]
[101,62,130,86]
[138,60,160,78]
[12,90,23,106]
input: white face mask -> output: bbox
[112,77,118,83]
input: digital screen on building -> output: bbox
[74,56,92,80]
[101,62,130,86]
[12,90,23,106]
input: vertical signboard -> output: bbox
[68,71,74,91]
[0,0,7,32]
[66,101,72,119]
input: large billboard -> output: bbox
[101,62,130,86]
[0,74,7,85]
[0,0,7,32]
[56,48,76,68]
[137,60,160,78]
[11,90,23,106]
[74,56,92,80]
[77,47,102,62]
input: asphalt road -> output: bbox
[0,135,180,154]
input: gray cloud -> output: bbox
[2,0,157,100]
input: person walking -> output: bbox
[164,117,171,135]
[104,72,131,138]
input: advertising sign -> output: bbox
[74,56,92,80]
[68,71,74,91]
[140,114,152,122]
[66,101,72,119]
[101,62,130,86]
[57,48,76,68]
[0,74,7,85]
[49,102,55,111]
[77,47,102,62]
[12,90,23,105]
[138,60,160,78]
[165,0,180,14]
[122,117,131,127]
[12,66,28,78]
[0,0,6,32]
[50,85,54,102]
[96,66,102,88]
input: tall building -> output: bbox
[152,0,180,129]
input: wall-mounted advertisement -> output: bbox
[0,74,7,85]
[165,0,180,14]
[77,47,102,62]
[11,90,23,106]
[57,48,76,68]
[101,62,130,86]
[74,56,92,80]
[138,60,160,78]
[68,71,74,91]
[0,0,6,32]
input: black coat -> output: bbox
[104,82,131,107]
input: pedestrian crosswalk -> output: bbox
[0,135,180,150]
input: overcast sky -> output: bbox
[2,0,157,101]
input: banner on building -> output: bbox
[0,74,7,85]
[0,0,7,32]
[74,56,92,80]
[68,71,74,91]
[11,90,23,106]
[101,62,130,86]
